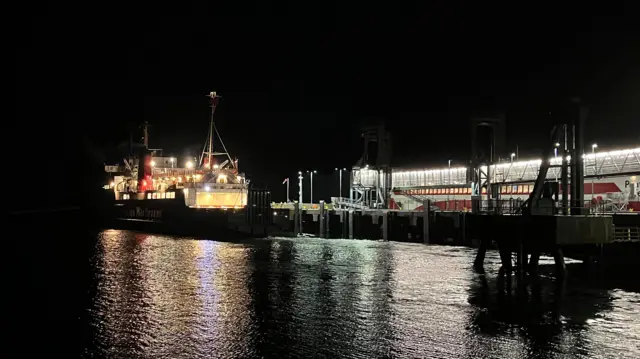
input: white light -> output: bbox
[213,164,219,169]
[592,143,598,149]
[510,153,516,158]
[555,143,560,147]
[204,185,210,191]
[150,160,156,167]
[273,211,277,216]
[186,161,194,169]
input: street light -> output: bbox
[554,143,561,181]
[510,153,516,162]
[335,168,346,199]
[307,170,317,204]
[298,171,303,204]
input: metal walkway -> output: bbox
[353,147,639,188]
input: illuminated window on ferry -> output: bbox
[147,193,152,199]
[159,192,165,199]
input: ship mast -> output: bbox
[202,91,220,168]
[199,91,235,170]
[142,121,150,149]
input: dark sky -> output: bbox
[14,4,639,204]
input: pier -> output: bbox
[271,114,640,283]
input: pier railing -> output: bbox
[613,226,640,242]
[383,147,640,188]
[468,199,630,216]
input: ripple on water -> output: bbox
[82,231,640,358]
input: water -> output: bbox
[19,229,640,358]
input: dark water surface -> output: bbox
[18,229,640,358]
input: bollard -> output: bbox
[382,211,388,241]
[423,200,430,244]
[319,200,325,238]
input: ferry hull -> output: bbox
[108,189,275,238]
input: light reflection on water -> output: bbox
[83,230,640,358]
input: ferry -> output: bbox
[103,91,270,235]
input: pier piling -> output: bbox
[382,211,389,241]
[319,200,326,238]
[423,200,430,244]
[348,210,354,239]
[293,202,300,235]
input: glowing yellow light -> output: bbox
[213,164,219,169]
[177,177,182,182]
[109,182,114,187]
[186,161,194,169]
[150,160,156,167]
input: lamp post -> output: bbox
[554,143,560,181]
[282,177,290,202]
[335,168,346,199]
[298,171,303,204]
[307,170,317,204]
[510,152,516,163]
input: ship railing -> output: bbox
[183,182,247,190]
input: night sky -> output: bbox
[14,5,639,206]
